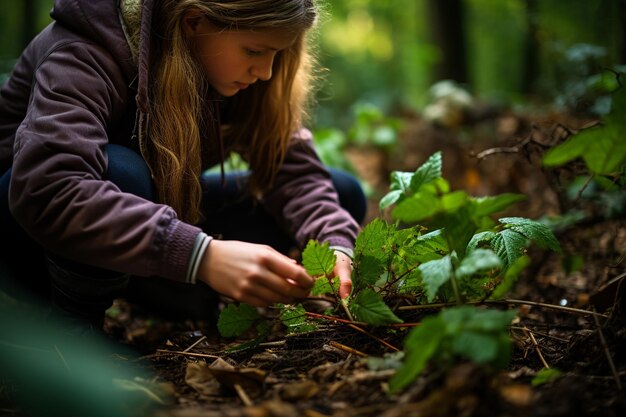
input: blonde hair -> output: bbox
[147,0,319,224]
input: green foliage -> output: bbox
[217,303,262,338]
[302,240,338,296]
[349,288,403,326]
[279,304,318,334]
[544,86,626,176]
[531,368,563,387]
[389,306,517,394]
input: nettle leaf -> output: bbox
[499,217,561,253]
[418,255,453,302]
[490,255,530,299]
[543,88,626,174]
[310,275,339,296]
[455,248,502,280]
[467,231,497,252]
[388,315,446,393]
[490,229,530,270]
[379,189,403,210]
[474,194,527,217]
[392,191,440,223]
[280,304,317,333]
[217,304,261,337]
[349,288,403,326]
[302,240,336,277]
[353,218,394,289]
[409,151,443,192]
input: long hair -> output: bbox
[147,0,319,224]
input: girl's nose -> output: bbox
[250,56,274,81]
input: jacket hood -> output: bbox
[51,0,153,112]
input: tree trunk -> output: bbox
[426,0,467,84]
[521,0,540,95]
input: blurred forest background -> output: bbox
[2,0,624,127]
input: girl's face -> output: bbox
[183,10,299,97]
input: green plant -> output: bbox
[216,151,561,392]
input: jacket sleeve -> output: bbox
[9,41,201,282]
[260,128,360,251]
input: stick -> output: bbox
[591,307,623,391]
[183,335,207,352]
[523,327,549,369]
[397,298,608,318]
[233,383,254,407]
[347,324,400,352]
[328,340,367,357]
[156,349,220,360]
[304,311,368,326]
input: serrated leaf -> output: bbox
[217,304,261,337]
[418,255,453,302]
[302,240,336,277]
[455,249,502,280]
[349,288,403,326]
[353,219,395,289]
[280,304,318,333]
[310,275,338,296]
[452,330,500,364]
[409,152,443,192]
[467,231,497,252]
[500,217,561,253]
[491,229,529,270]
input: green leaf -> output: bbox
[302,240,336,277]
[280,304,317,333]
[310,275,338,296]
[349,288,403,326]
[490,229,529,270]
[455,249,502,280]
[490,255,530,299]
[500,217,561,253]
[392,191,440,223]
[452,330,500,364]
[531,368,563,387]
[353,219,394,289]
[379,189,403,210]
[418,255,453,302]
[217,304,261,337]
[474,194,526,217]
[409,151,443,192]
[388,316,446,393]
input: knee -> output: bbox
[105,144,154,200]
[329,168,367,225]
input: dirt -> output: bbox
[3,107,625,417]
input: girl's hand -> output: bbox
[197,240,314,307]
[333,250,353,299]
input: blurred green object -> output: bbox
[0,289,166,417]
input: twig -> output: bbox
[328,340,367,357]
[183,335,207,352]
[591,306,623,391]
[474,136,532,160]
[347,324,400,352]
[156,349,220,360]
[397,298,608,318]
[523,327,549,369]
[233,383,254,406]
[510,326,569,343]
[305,311,368,326]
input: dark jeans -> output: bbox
[0,144,366,322]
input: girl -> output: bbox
[0,0,365,330]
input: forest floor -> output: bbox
[2,103,625,417]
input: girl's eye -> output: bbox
[245,48,264,57]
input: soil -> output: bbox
[3,105,625,417]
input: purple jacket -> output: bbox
[0,0,359,283]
